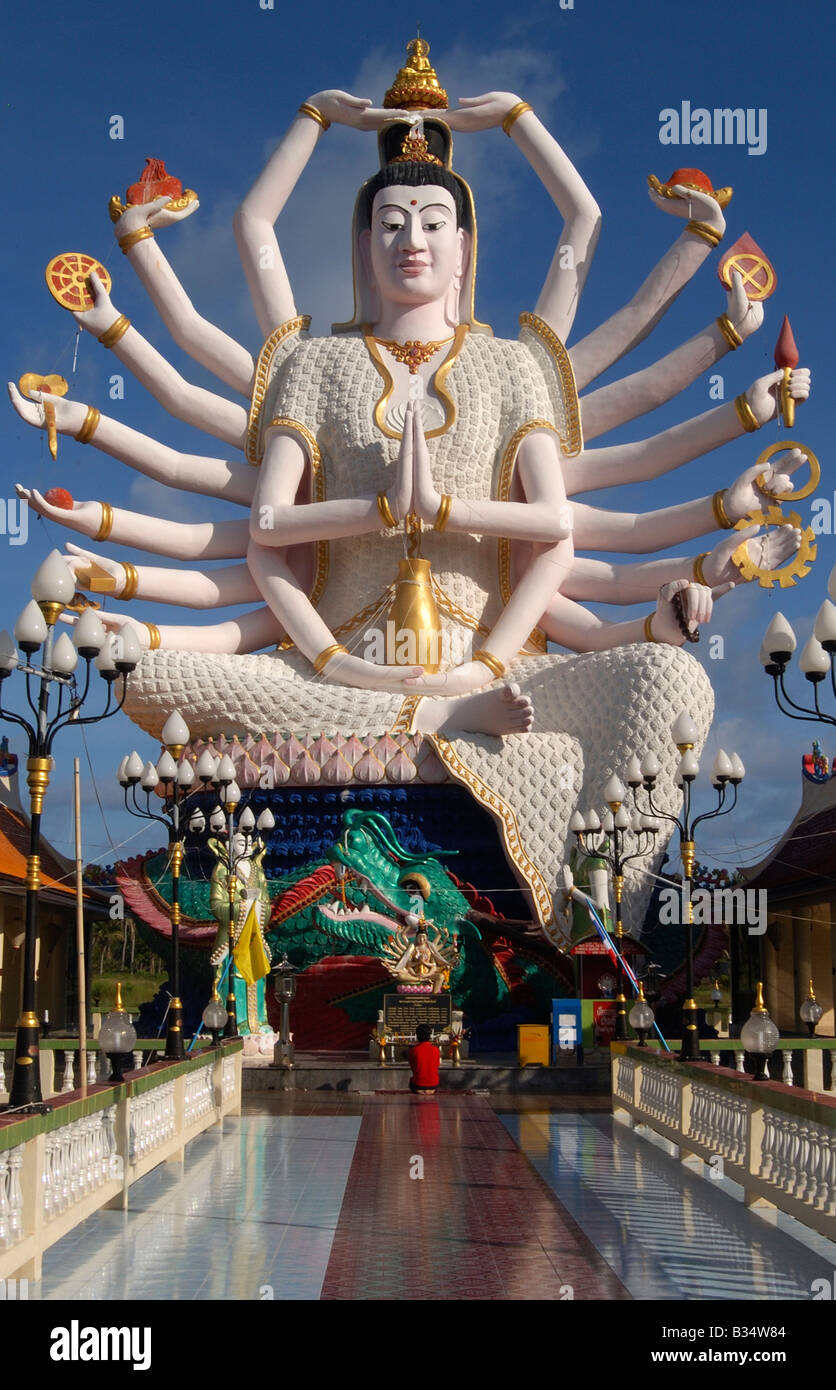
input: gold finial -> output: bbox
[753,981,767,1014]
[807,978,816,999]
[115,981,124,1011]
[636,981,646,1001]
[384,35,448,110]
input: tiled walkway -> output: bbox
[32,1092,836,1301]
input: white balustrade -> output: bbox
[61,1051,76,1093]
[615,1056,635,1104]
[128,1080,176,1164]
[222,1055,236,1100]
[184,1063,214,1127]
[0,1146,25,1251]
[638,1063,681,1128]
[781,1051,794,1087]
[42,1110,117,1223]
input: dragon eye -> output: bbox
[399,872,430,900]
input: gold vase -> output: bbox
[386,557,443,672]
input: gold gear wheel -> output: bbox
[731,505,817,589]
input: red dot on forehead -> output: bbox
[410,199,418,205]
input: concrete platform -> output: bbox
[242,1050,611,1093]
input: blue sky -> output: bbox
[0,0,833,884]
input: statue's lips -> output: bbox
[397,261,429,276]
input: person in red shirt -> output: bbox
[409,1024,441,1095]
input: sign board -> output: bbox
[551,999,582,1061]
[592,1000,617,1044]
[383,993,452,1032]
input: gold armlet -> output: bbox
[144,622,161,651]
[95,502,114,542]
[733,393,761,434]
[502,101,533,135]
[98,315,131,349]
[473,649,507,680]
[118,226,154,254]
[75,406,101,444]
[692,553,710,586]
[711,489,735,530]
[313,643,348,674]
[121,563,139,602]
[686,219,723,247]
[298,102,331,131]
[643,614,659,643]
[716,314,743,350]
[434,494,452,532]
[376,492,397,529]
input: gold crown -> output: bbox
[384,36,448,110]
[390,129,444,166]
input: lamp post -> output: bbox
[271,954,297,1068]
[628,982,655,1047]
[0,552,139,1110]
[570,776,658,1041]
[629,711,746,1062]
[799,979,824,1037]
[759,577,836,729]
[117,710,206,1060]
[740,981,779,1080]
[97,981,138,1082]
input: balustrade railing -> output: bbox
[0,1042,243,1283]
[612,1044,836,1242]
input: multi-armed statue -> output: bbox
[10,37,813,941]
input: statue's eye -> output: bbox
[399,872,431,900]
[381,219,405,232]
[423,220,445,232]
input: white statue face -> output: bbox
[231,830,252,860]
[362,184,467,309]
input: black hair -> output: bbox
[415,1023,433,1043]
[360,163,465,231]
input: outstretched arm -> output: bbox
[65,604,282,655]
[563,365,811,494]
[64,545,260,609]
[15,487,248,561]
[571,452,806,554]
[569,184,733,389]
[68,272,247,447]
[113,197,255,394]
[9,384,254,506]
[445,93,600,342]
[580,274,764,441]
[235,90,408,338]
[540,579,727,651]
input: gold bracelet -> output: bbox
[118,226,154,254]
[502,101,533,136]
[473,649,507,680]
[98,315,131,349]
[692,553,710,586]
[144,622,161,651]
[716,314,743,350]
[298,102,331,131]
[686,219,723,247]
[121,562,139,601]
[376,492,397,529]
[434,494,452,532]
[643,613,659,643]
[711,489,735,530]
[94,502,114,542]
[75,406,101,444]
[313,642,348,674]
[733,392,761,434]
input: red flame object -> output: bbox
[126,158,182,206]
[44,487,74,510]
[774,315,799,369]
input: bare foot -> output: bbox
[414,682,534,737]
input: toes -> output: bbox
[502,682,521,700]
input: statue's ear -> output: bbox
[358,227,373,287]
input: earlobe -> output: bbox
[359,228,374,288]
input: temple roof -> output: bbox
[0,803,102,906]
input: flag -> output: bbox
[232,902,270,984]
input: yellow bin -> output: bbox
[518,1024,550,1066]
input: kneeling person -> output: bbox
[409,1024,441,1096]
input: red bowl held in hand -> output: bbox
[126,158,183,206]
[44,487,74,509]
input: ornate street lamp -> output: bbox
[117,710,206,1059]
[759,568,836,728]
[799,979,824,1037]
[740,982,780,1080]
[570,776,658,1040]
[630,711,746,1062]
[628,982,655,1047]
[271,954,298,1068]
[0,552,139,1110]
[97,981,138,1083]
